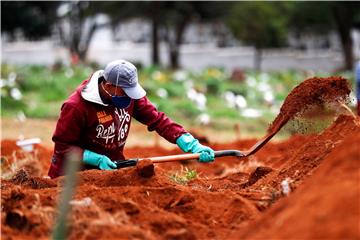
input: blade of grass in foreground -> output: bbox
[52,151,81,239]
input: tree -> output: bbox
[99,2,162,66]
[116,2,199,68]
[108,2,230,69]
[142,2,163,66]
[149,2,161,66]
[56,1,112,63]
[290,2,360,70]
[226,2,291,71]
[1,1,111,63]
[1,1,60,41]
[161,2,231,69]
[331,2,360,70]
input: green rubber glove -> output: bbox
[83,150,117,170]
[176,133,215,162]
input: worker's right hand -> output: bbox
[83,150,117,170]
[176,133,215,162]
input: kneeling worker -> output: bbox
[48,60,214,178]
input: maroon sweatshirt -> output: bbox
[48,71,187,178]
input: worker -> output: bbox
[48,60,215,178]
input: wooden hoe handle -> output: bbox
[114,126,285,169]
[114,150,245,169]
[114,117,288,169]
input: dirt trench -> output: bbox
[1,76,359,239]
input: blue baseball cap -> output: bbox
[103,60,146,99]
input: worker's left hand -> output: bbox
[176,133,215,162]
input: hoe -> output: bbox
[114,120,288,169]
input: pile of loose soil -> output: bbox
[136,159,155,178]
[268,76,351,133]
[1,140,52,178]
[1,76,359,239]
[2,114,358,239]
[233,125,360,240]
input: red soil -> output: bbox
[234,122,360,240]
[136,159,155,178]
[1,140,52,177]
[268,76,351,133]
[1,76,359,239]
[2,115,358,239]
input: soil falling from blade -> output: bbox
[268,76,351,133]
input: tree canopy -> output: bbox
[226,2,291,70]
[2,1,359,70]
[1,1,60,40]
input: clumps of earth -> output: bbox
[1,76,359,240]
[136,159,155,178]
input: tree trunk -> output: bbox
[332,4,354,70]
[170,47,179,69]
[254,47,262,72]
[79,21,104,63]
[151,17,160,65]
[68,2,83,64]
[168,18,187,69]
[58,2,109,64]
[150,2,161,66]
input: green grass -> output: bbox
[1,64,91,118]
[1,63,356,136]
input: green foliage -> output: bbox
[290,2,360,35]
[224,2,359,70]
[1,2,60,40]
[289,2,335,33]
[1,97,27,114]
[169,167,198,185]
[24,101,62,118]
[1,63,355,136]
[226,2,290,49]
[1,64,93,118]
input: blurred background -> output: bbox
[1,1,360,146]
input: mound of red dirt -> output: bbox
[136,159,155,178]
[1,140,52,178]
[2,114,359,239]
[1,76,359,239]
[234,122,360,240]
